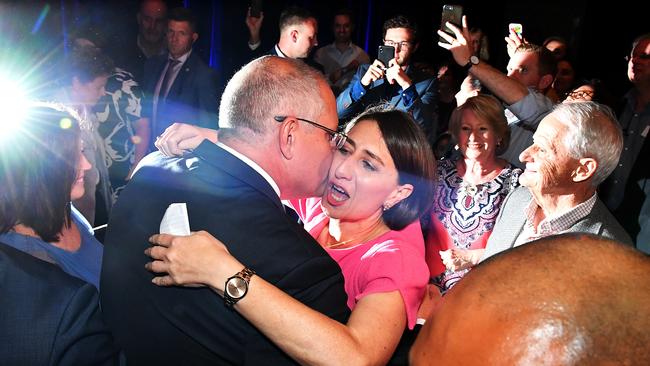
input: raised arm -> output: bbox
[155,123,218,156]
[438,16,529,105]
[146,231,407,366]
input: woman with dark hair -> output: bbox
[145,107,436,364]
[424,95,521,295]
[0,102,103,288]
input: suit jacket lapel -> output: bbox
[167,52,197,99]
[192,141,284,212]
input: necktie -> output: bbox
[160,59,180,100]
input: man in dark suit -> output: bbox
[480,102,632,263]
[245,6,322,72]
[0,243,118,365]
[143,7,219,145]
[337,15,438,136]
[101,56,350,365]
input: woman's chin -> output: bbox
[70,187,85,201]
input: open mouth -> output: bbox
[327,183,349,205]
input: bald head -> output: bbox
[218,56,329,141]
[411,234,650,365]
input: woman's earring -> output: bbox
[454,144,459,150]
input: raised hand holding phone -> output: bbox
[505,22,526,58]
[439,4,463,44]
[437,15,473,69]
[509,23,523,37]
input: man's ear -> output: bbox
[290,29,299,43]
[192,32,199,44]
[539,73,554,91]
[412,42,420,53]
[278,118,298,160]
[572,157,598,183]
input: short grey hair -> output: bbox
[219,56,326,140]
[551,102,623,186]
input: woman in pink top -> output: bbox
[146,107,436,365]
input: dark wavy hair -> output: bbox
[344,106,436,230]
[382,15,418,43]
[0,102,81,242]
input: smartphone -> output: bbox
[250,0,263,18]
[509,23,523,37]
[377,45,395,69]
[439,4,463,43]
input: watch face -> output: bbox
[470,55,480,65]
[226,277,247,299]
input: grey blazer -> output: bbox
[481,187,632,262]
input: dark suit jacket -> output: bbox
[336,64,438,136]
[100,141,350,365]
[143,51,220,140]
[481,187,633,262]
[0,243,119,366]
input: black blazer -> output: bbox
[0,243,119,366]
[143,51,220,139]
[100,141,350,365]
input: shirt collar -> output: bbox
[523,192,598,235]
[216,142,281,198]
[274,44,287,58]
[169,49,192,64]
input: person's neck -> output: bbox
[334,39,350,52]
[138,34,165,58]
[320,213,389,249]
[12,221,81,252]
[276,39,295,58]
[221,135,285,191]
[531,186,595,226]
[458,156,504,185]
[634,82,650,110]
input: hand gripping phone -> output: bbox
[509,23,523,37]
[377,45,395,69]
[439,4,463,43]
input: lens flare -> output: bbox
[59,117,72,129]
[0,74,29,140]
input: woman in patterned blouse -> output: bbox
[425,95,522,294]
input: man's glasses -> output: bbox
[274,116,348,149]
[565,90,595,100]
[384,40,412,49]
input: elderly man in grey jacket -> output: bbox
[481,102,632,262]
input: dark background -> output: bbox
[0,0,647,99]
